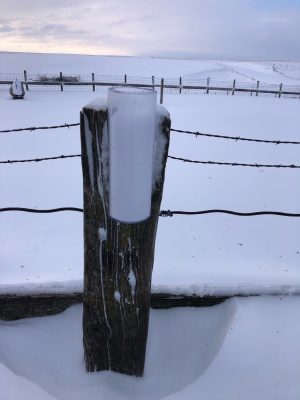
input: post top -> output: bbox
[109,87,155,95]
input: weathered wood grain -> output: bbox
[80,102,170,376]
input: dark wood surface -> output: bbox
[80,104,171,376]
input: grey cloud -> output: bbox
[0,25,13,33]
[16,23,89,40]
[1,0,299,60]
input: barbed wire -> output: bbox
[159,210,300,217]
[1,122,300,146]
[0,123,80,133]
[0,207,83,213]
[170,128,300,145]
[1,207,300,218]
[168,155,300,169]
[0,154,81,164]
[1,153,299,169]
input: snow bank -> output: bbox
[0,297,299,399]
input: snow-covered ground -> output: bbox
[0,297,300,400]
[0,52,300,400]
[0,88,299,296]
[1,52,300,85]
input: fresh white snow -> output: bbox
[0,52,300,400]
[0,297,299,400]
[0,89,299,295]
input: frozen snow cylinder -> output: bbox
[108,87,157,223]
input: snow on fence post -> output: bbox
[92,73,95,92]
[23,70,29,91]
[80,89,171,377]
[60,72,63,91]
[160,78,164,104]
[232,79,236,95]
[256,80,260,96]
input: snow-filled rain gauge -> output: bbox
[108,87,157,223]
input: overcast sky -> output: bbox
[0,0,299,60]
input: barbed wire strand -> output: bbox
[0,154,81,164]
[170,128,300,145]
[159,210,300,217]
[1,207,300,218]
[0,207,83,213]
[1,153,299,169]
[1,123,300,146]
[168,155,300,169]
[0,123,80,133]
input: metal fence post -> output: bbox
[60,72,63,91]
[256,80,260,96]
[92,73,95,92]
[23,70,29,91]
[206,77,210,94]
[232,79,236,95]
[278,83,283,98]
[160,78,164,104]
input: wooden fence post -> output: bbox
[152,75,155,89]
[80,98,171,377]
[60,72,63,91]
[124,74,127,84]
[206,77,210,94]
[278,83,283,98]
[92,73,95,92]
[23,70,29,91]
[232,79,236,95]
[160,78,164,104]
[179,76,182,94]
[256,80,260,96]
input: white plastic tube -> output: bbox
[108,87,157,223]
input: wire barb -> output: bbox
[159,210,173,217]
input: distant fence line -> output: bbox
[0,71,300,100]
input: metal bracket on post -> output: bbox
[80,93,171,377]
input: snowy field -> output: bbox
[0,70,299,295]
[1,297,300,400]
[0,53,300,399]
[1,52,300,86]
